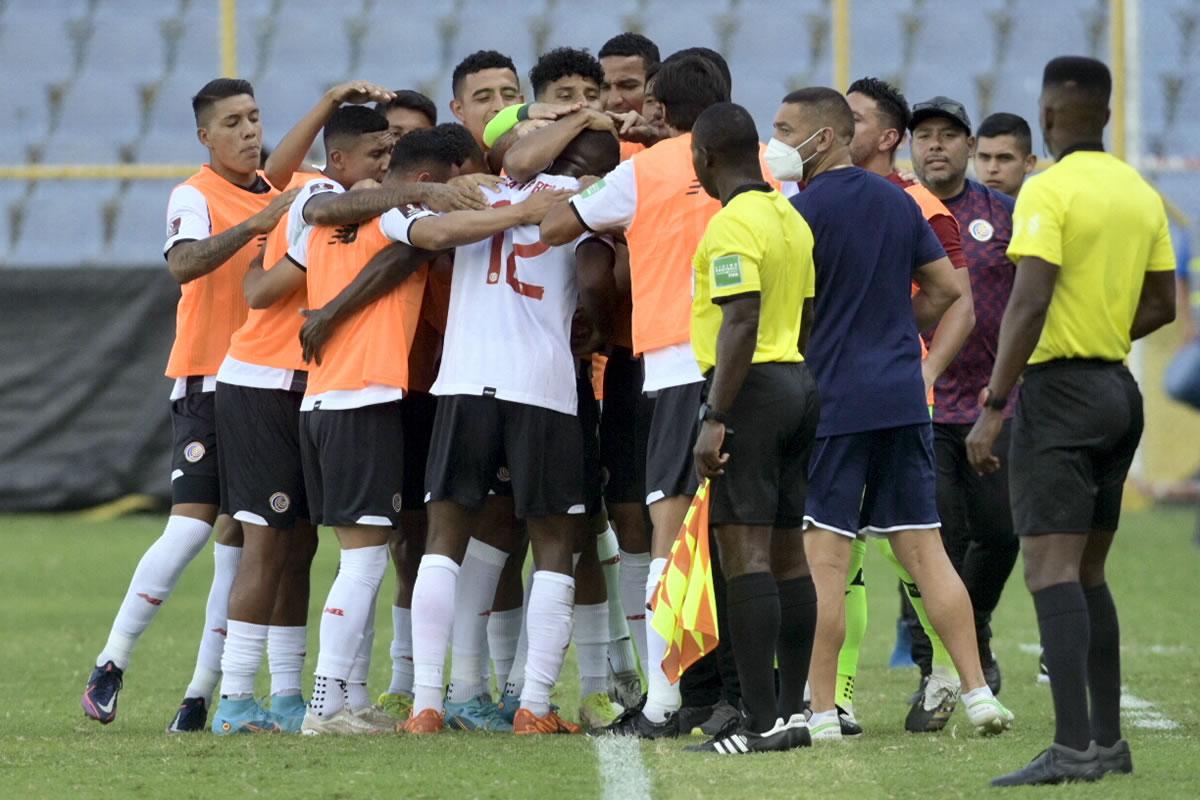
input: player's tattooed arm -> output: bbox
[301,183,488,226]
[405,189,571,250]
[167,189,300,284]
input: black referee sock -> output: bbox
[725,572,780,734]
[1084,582,1123,747]
[776,575,817,720]
[1033,582,1092,751]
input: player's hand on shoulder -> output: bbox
[420,182,489,212]
[327,80,393,106]
[608,110,657,144]
[514,118,553,138]
[449,172,503,195]
[527,101,584,121]
[582,109,617,133]
[249,188,302,233]
[515,188,573,224]
[350,178,381,191]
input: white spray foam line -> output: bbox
[594,734,653,800]
[1120,689,1180,731]
[1017,643,1190,656]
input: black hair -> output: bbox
[598,32,661,67]
[388,127,463,177]
[376,89,437,126]
[692,102,759,163]
[666,47,732,94]
[645,61,661,88]
[1043,55,1112,100]
[529,47,605,99]
[550,129,620,177]
[976,112,1033,155]
[451,49,519,98]
[322,105,388,152]
[435,122,484,168]
[652,55,730,132]
[847,76,910,150]
[782,87,855,143]
[192,78,255,125]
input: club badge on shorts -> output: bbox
[183,441,206,463]
[968,218,995,242]
[392,493,403,513]
[269,492,291,513]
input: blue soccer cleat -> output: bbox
[445,693,512,732]
[889,618,916,669]
[81,661,124,725]
[497,691,521,725]
[211,696,281,735]
[165,696,208,733]
[264,693,307,733]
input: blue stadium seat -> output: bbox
[8,181,118,267]
[93,0,182,20]
[254,14,353,83]
[80,17,168,76]
[42,78,144,163]
[629,0,726,57]
[359,6,442,87]
[0,12,74,86]
[135,128,205,165]
[107,180,180,266]
[0,181,30,265]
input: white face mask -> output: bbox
[765,127,827,182]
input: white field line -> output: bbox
[1016,643,1189,656]
[594,734,653,800]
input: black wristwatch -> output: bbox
[698,402,732,426]
[980,386,1008,412]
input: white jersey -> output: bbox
[432,173,602,416]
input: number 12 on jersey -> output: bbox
[486,224,547,301]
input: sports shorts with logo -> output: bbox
[215,378,309,530]
[425,393,585,518]
[644,380,704,505]
[600,346,653,506]
[706,362,819,528]
[400,391,437,513]
[299,401,404,528]
[577,365,604,517]
[170,379,220,506]
[804,423,940,538]
[1010,359,1143,536]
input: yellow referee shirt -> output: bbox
[691,185,816,373]
[1007,148,1175,364]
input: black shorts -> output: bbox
[299,401,404,528]
[600,347,653,505]
[1010,360,1144,536]
[578,367,604,517]
[425,394,585,518]
[170,385,220,506]
[401,391,438,512]
[645,380,703,505]
[215,381,309,529]
[706,362,819,528]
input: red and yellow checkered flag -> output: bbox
[650,479,719,684]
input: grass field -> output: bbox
[1,507,1197,799]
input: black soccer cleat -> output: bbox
[165,696,208,733]
[837,705,863,736]
[686,717,806,754]
[991,743,1103,787]
[599,705,680,739]
[905,672,959,733]
[81,661,124,725]
[1096,739,1133,776]
[981,647,1002,696]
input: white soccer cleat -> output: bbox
[965,692,1015,736]
[300,708,392,735]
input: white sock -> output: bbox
[503,576,535,698]
[219,620,267,699]
[314,545,388,682]
[97,515,213,668]
[267,625,306,697]
[310,674,346,718]
[448,539,507,703]
[619,550,651,677]
[574,602,610,698]
[962,685,994,705]
[410,554,459,714]
[346,597,377,711]
[487,607,523,691]
[598,529,637,677]
[185,542,241,701]
[388,606,414,696]
[642,557,679,723]
[519,571,575,716]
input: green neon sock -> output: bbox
[874,538,957,676]
[835,537,868,707]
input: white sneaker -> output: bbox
[300,707,391,735]
[352,704,402,732]
[964,690,1014,736]
[807,711,843,742]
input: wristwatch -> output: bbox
[979,386,1008,412]
[698,402,731,426]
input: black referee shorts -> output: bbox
[645,380,704,505]
[170,385,220,507]
[1010,360,1144,536]
[706,362,820,528]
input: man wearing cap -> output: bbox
[907,95,1019,704]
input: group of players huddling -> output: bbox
[77,26,1177,788]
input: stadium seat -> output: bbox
[0,13,75,86]
[41,78,144,164]
[134,129,205,165]
[7,181,118,267]
[254,15,353,83]
[80,16,168,77]
[358,6,442,87]
[629,1,726,57]
[106,179,180,266]
[0,181,30,265]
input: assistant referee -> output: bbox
[685,102,819,755]
[968,56,1177,787]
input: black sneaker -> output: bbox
[837,705,863,736]
[165,696,208,733]
[1096,739,1133,776]
[686,717,802,754]
[991,743,1103,787]
[981,647,1002,696]
[81,661,124,724]
[599,706,679,739]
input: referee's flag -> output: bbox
[650,479,719,684]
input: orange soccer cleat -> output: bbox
[401,708,445,734]
[512,707,583,735]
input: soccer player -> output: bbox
[542,55,738,738]
[377,89,438,138]
[973,112,1037,198]
[81,79,297,732]
[290,128,566,735]
[772,87,1011,741]
[968,57,1176,786]
[598,32,660,115]
[449,49,524,152]
[404,129,619,735]
[684,102,819,755]
[907,95,1019,707]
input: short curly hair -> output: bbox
[529,47,605,99]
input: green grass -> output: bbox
[1,508,1197,799]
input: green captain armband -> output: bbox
[483,104,529,149]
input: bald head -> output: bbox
[782,87,854,144]
[691,102,762,199]
[1040,56,1112,157]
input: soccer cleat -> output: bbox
[905,671,960,733]
[981,647,1002,696]
[210,697,281,735]
[1096,739,1133,776]
[353,704,404,732]
[165,696,208,733]
[699,700,741,737]
[991,743,1103,787]
[496,691,521,725]
[837,704,863,736]
[579,692,621,731]
[512,707,582,735]
[686,717,803,754]
[445,694,512,732]
[264,693,307,733]
[1037,653,1050,685]
[600,705,680,739]
[808,712,843,742]
[377,691,413,721]
[301,707,391,735]
[964,692,1014,736]
[608,669,643,710]
[81,661,123,725]
[401,708,445,734]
